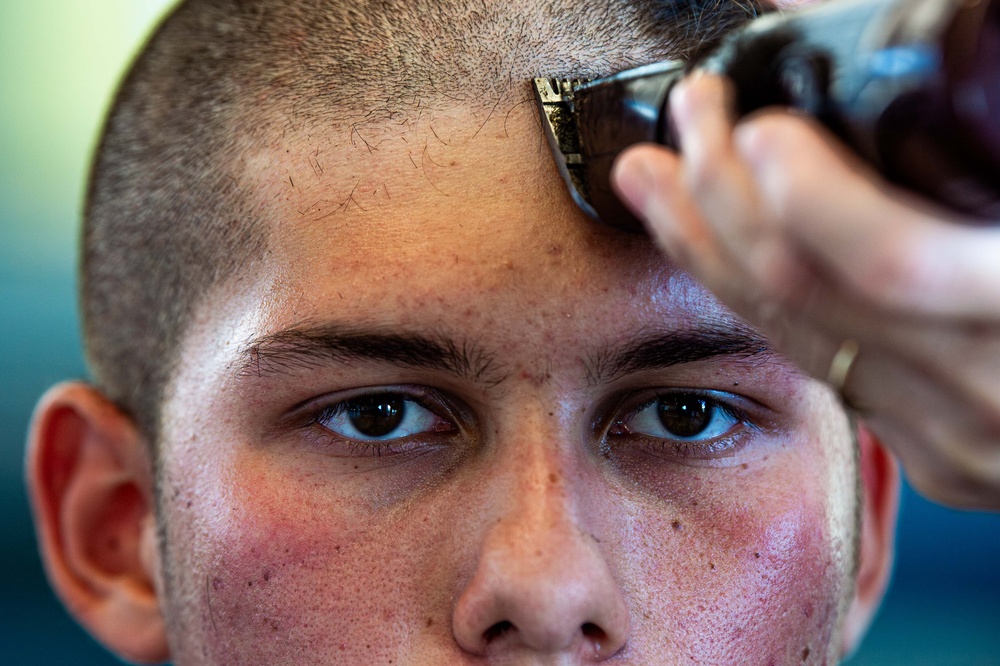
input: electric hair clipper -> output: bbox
[534,0,1000,231]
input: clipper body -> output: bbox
[535,63,685,230]
[534,0,1000,230]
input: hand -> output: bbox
[611,73,1000,510]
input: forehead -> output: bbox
[237,95,732,342]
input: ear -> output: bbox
[839,421,901,657]
[26,382,169,664]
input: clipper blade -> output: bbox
[532,77,598,220]
[533,61,685,231]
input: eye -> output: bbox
[624,393,740,442]
[603,390,754,462]
[316,393,452,442]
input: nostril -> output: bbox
[483,620,515,644]
[581,622,607,643]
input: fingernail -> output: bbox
[611,150,655,218]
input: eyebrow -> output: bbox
[239,318,774,388]
[585,319,773,385]
[239,323,507,387]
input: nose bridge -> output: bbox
[451,413,630,659]
[501,422,579,546]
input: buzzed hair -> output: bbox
[83,0,760,445]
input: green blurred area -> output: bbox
[0,2,175,663]
[0,2,997,664]
[0,0,172,269]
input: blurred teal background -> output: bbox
[1,1,998,664]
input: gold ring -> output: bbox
[826,339,860,400]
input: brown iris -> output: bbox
[657,395,711,438]
[347,395,405,437]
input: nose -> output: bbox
[451,449,630,660]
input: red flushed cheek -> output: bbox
[177,466,444,666]
[624,493,844,664]
[741,504,844,661]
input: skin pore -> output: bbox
[142,91,871,664]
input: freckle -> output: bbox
[709,562,715,570]
[672,520,683,531]
[801,647,811,661]
[426,617,434,627]
[247,581,253,587]
[335,545,341,551]
[754,552,761,558]
[535,549,543,557]
[549,473,558,484]
[263,570,270,582]
[733,382,739,386]
[547,411,554,417]
[741,463,749,470]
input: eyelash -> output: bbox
[298,387,759,461]
[605,390,757,460]
[305,388,459,457]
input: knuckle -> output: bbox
[847,229,932,308]
[683,151,726,195]
[737,112,816,167]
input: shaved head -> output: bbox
[83,0,760,443]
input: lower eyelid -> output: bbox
[620,426,754,461]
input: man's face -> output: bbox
[154,97,859,664]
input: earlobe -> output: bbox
[839,421,901,657]
[26,382,170,664]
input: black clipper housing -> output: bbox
[534,0,1000,231]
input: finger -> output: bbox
[669,74,755,238]
[734,112,1000,320]
[612,143,744,296]
[849,353,1000,510]
[670,75,817,304]
[752,305,1000,510]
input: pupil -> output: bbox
[348,395,405,437]
[657,395,711,437]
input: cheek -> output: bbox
[163,456,457,665]
[621,482,847,663]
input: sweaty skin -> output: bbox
[152,96,860,664]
